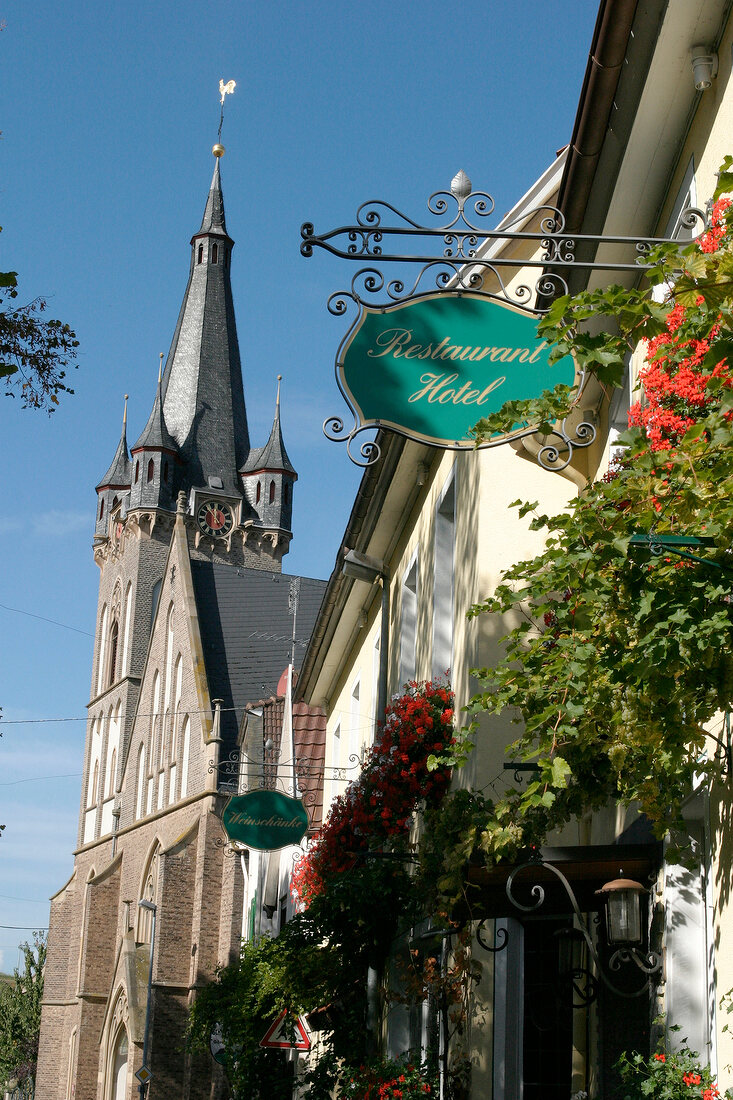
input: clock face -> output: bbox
[197,500,234,537]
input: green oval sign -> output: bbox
[339,292,576,446]
[222,790,308,851]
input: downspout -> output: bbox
[240,852,249,943]
[206,699,223,792]
[556,0,641,233]
[368,569,390,1055]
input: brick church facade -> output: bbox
[35,150,326,1100]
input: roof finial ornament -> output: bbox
[123,394,128,426]
[158,352,164,384]
[276,374,282,408]
[213,79,236,158]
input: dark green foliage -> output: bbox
[427,168,733,900]
[188,858,413,1100]
[0,270,79,412]
[0,934,46,1088]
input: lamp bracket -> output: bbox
[505,857,661,999]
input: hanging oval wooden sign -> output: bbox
[222,790,308,851]
[339,291,576,447]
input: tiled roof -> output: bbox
[96,423,131,490]
[131,381,178,454]
[240,402,296,477]
[191,561,326,757]
[197,158,230,238]
[160,160,250,493]
[242,694,327,831]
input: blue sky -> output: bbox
[0,0,598,971]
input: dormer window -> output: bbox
[197,243,204,265]
[212,243,219,264]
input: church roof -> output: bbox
[240,388,297,477]
[131,378,178,454]
[191,562,326,756]
[196,158,231,239]
[160,157,250,493]
[96,416,131,490]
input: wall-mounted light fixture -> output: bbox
[691,46,718,91]
[475,856,661,1000]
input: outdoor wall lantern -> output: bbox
[594,873,663,985]
[597,874,644,945]
[477,856,662,1001]
[554,926,598,1008]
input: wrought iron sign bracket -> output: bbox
[302,171,706,469]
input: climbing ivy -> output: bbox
[427,160,733,899]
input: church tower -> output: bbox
[240,376,298,553]
[36,147,325,1100]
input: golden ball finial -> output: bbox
[212,143,225,158]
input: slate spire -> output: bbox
[240,376,297,478]
[240,376,297,539]
[96,395,132,492]
[94,396,132,537]
[132,356,178,454]
[129,356,180,511]
[160,152,250,495]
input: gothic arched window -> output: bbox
[197,243,203,264]
[135,743,145,820]
[147,458,154,483]
[256,481,261,504]
[97,605,109,697]
[99,497,105,520]
[90,759,99,807]
[107,620,119,687]
[134,460,139,484]
[121,584,133,677]
[269,480,275,504]
[180,715,191,799]
[136,844,160,943]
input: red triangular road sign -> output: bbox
[260,1009,310,1050]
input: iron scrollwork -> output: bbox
[303,172,707,469]
[475,919,509,953]
[301,175,705,275]
[505,858,661,1000]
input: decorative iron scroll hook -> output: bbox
[505,858,660,999]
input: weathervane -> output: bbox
[214,78,236,156]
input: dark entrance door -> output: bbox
[522,918,574,1100]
